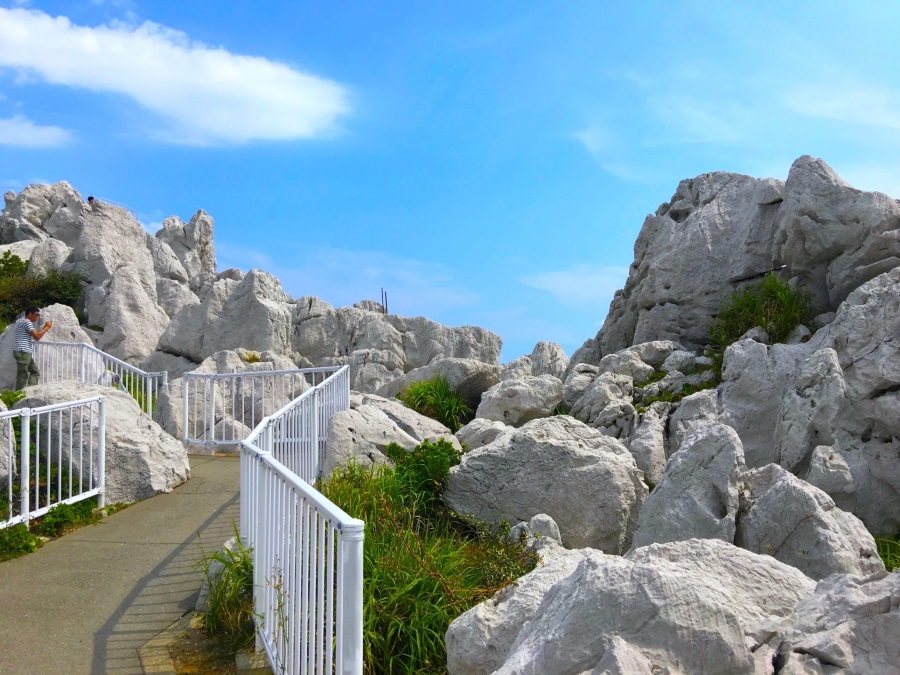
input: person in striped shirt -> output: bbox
[13,306,52,390]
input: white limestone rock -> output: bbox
[321,404,418,478]
[455,417,509,452]
[445,544,604,675]
[475,375,564,427]
[343,349,404,393]
[1,182,83,245]
[561,363,598,411]
[0,304,93,390]
[14,383,189,503]
[91,265,171,364]
[376,357,502,410]
[493,538,815,675]
[626,401,670,487]
[158,270,292,362]
[141,351,198,381]
[631,422,745,550]
[295,297,502,394]
[65,201,158,309]
[569,372,635,438]
[26,238,71,275]
[0,399,14,490]
[499,356,533,382]
[772,570,900,675]
[667,388,720,456]
[155,278,200,319]
[804,445,855,498]
[736,463,884,580]
[0,240,38,262]
[719,339,813,468]
[529,341,568,379]
[596,348,655,381]
[155,210,217,279]
[355,393,461,450]
[445,416,648,552]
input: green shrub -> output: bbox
[321,439,536,675]
[196,529,257,652]
[39,498,97,537]
[0,389,25,408]
[0,252,86,324]
[0,523,42,561]
[707,273,814,374]
[397,376,472,432]
[877,535,900,572]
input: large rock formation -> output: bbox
[572,155,900,364]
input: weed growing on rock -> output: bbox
[320,438,536,675]
[397,376,472,432]
[876,535,900,572]
[707,273,814,375]
[0,523,41,560]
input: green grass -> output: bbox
[0,524,41,560]
[118,371,156,413]
[877,535,900,572]
[635,380,716,414]
[320,438,536,675]
[707,273,814,375]
[196,527,257,652]
[397,376,472,433]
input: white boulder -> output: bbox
[492,538,815,675]
[528,341,568,379]
[445,416,647,552]
[376,357,502,410]
[475,375,563,427]
[455,417,509,452]
[321,405,419,478]
[626,401,670,487]
[631,423,746,550]
[736,463,884,580]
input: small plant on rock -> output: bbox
[397,376,472,432]
[707,273,814,375]
[876,535,900,572]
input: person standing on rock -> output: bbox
[13,306,51,390]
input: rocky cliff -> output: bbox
[0,184,502,392]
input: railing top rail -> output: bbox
[0,395,105,419]
[243,440,363,530]
[243,365,349,445]
[38,341,164,378]
[183,365,343,381]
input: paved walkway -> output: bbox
[0,453,240,675]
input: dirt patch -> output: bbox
[169,624,236,675]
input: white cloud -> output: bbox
[0,114,71,146]
[216,243,479,316]
[785,83,900,133]
[0,8,350,145]
[520,264,628,312]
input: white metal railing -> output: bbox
[183,366,344,450]
[240,365,363,675]
[0,396,106,529]
[33,341,166,415]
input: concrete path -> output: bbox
[0,453,240,675]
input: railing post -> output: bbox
[79,343,86,384]
[182,376,189,445]
[97,397,106,508]
[19,409,31,526]
[340,520,365,675]
[312,387,319,479]
[254,455,268,654]
[208,375,216,448]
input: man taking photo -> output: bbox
[13,307,52,390]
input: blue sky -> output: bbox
[0,1,898,361]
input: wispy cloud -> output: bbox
[0,115,71,147]
[0,8,350,145]
[784,82,900,133]
[216,243,479,316]
[521,264,628,312]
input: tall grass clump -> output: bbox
[877,535,900,572]
[397,376,472,432]
[320,438,536,675]
[707,273,814,375]
[196,529,257,652]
